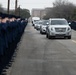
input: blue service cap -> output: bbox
[15,16,21,19]
[0,12,3,18]
[8,14,20,19]
[21,18,25,20]
[8,14,15,18]
[0,13,9,19]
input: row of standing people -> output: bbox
[0,12,28,56]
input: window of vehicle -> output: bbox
[34,20,39,22]
[50,20,68,25]
[42,20,49,25]
[35,21,39,24]
[39,21,43,24]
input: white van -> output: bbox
[32,17,40,26]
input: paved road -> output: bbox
[8,23,76,75]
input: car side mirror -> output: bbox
[69,22,71,25]
[46,23,49,25]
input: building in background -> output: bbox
[31,7,52,19]
[31,9,45,19]
[45,7,52,14]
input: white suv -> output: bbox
[46,18,71,39]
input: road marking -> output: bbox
[72,40,76,44]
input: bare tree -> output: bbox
[53,0,75,19]
[53,0,68,7]
[0,4,4,12]
[43,0,76,20]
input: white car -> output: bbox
[46,18,71,39]
[35,20,43,30]
[40,20,49,34]
[34,21,39,29]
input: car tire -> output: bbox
[46,33,48,38]
[40,30,43,34]
[48,34,51,39]
[68,36,71,39]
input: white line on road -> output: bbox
[72,40,76,44]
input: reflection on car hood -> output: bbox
[37,24,41,26]
[49,25,70,28]
[42,25,47,27]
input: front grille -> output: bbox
[55,28,66,32]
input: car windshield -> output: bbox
[38,21,43,24]
[51,20,68,25]
[42,20,49,25]
[34,20,39,22]
[35,21,39,24]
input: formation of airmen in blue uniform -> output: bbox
[69,21,76,30]
[0,12,28,57]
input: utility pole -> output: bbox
[15,0,18,15]
[40,10,42,19]
[7,0,10,14]
[19,5,20,16]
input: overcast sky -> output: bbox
[0,0,76,12]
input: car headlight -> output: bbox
[67,27,71,31]
[51,27,53,31]
[42,26,45,28]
